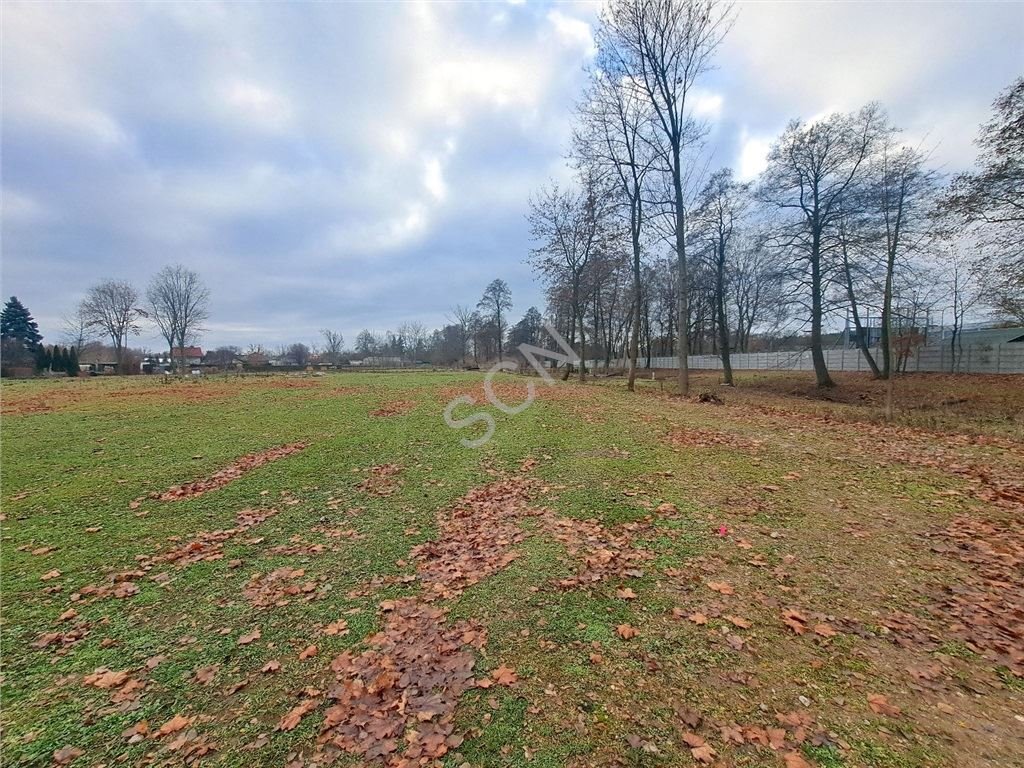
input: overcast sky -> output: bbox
[2,1,1021,351]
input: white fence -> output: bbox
[585,343,1024,375]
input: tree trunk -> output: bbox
[673,166,690,396]
[715,235,733,386]
[809,231,834,388]
[842,250,881,377]
[577,302,587,383]
[880,246,896,379]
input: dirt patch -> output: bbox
[155,443,306,501]
[370,400,416,417]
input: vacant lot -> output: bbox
[2,371,1022,767]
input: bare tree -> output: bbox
[80,280,144,374]
[146,265,210,375]
[758,105,883,387]
[477,279,513,363]
[598,0,734,395]
[941,77,1023,320]
[692,168,747,385]
[528,174,613,380]
[576,42,657,391]
[59,307,97,354]
[448,305,475,366]
[872,139,940,380]
[320,329,344,364]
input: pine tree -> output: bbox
[1,296,43,352]
[67,346,79,376]
[35,345,51,372]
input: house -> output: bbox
[170,346,204,366]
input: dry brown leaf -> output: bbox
[491,664,518,685]
[616,623,639,639]
[867,693,901,717]
[156,714,193,737]
[237,628,261,645]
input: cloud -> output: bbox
[736,130,772,182]
[546,9,595,56]
[1,0,1018,349]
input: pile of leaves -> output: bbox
[410,479,536,600]
[312,598,488,766]
[930,515,1024,676]
[541,514,654,590]
[157,443,306,501]
[356,464,403,497]
[140,508,277,570]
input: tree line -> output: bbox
[523,0,1022,391]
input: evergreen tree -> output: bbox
[35,345,51,372]
[67,346,79,376]
[1,296,43,352]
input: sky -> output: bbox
[2,0,1021,351]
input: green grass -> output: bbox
[2,371,1017,767]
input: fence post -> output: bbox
[997,344,1002,374]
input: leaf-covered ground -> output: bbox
[1,371,1022,767]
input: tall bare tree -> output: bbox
[80,280,144,374]
[59,307,97,354]
[576,41,657,391]
[598,0,734,395]
[146,265,210,375]
[692,168,747,385]
[477,280,513,362]
[528,174,614,381]
[758,105,883,387]
[320,329,344,364]
[448,304,475,366]
[941,77,1023,321]
[872,139,940,380]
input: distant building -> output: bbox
[169,347,205,366]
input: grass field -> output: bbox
[2,371,1022,767]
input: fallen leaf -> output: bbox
[298,645,318,660]
[156,714,193,737]
[237,629,261,645]
[813,622,838,638]
[53,746,84,764]
[616,586,638,600]
[783,751,812,768]
[867,693,901,717]
[261,659,281,673]
[688,612,708,625]
[193,665,219,685]
[617,623,639,639]
[707,581,734,595]
[491,664,518,685]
